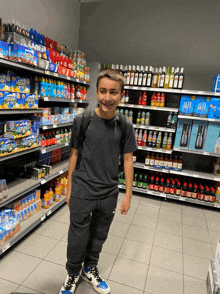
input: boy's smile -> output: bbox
[96,77,124,119]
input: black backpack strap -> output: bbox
[118,113,127,171]
[75,109,92,170]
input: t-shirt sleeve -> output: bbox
[70,113,83,149]
[123,117,138,154]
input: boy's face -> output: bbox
[96,77,124,119]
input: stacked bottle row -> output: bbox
[35,77,87,100]
[144,153,183,171]
[135,129,173,150]
[107,64,184,89]
[39,127,71,147]
[119,171,217,202]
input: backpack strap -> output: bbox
[118,113,127,171]
[75,109,92,170]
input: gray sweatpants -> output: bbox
[66,194,118,274]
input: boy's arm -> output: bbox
[66,148,78,206]
[119,152,133,215]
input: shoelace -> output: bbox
[90,267,102,283]
[66,273,78,290]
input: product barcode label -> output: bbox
[41,179,46,185]
[76,79,80,83]
[2,242,10,253]
[41,215,46,221]
[53,124,57,128]
[65,143,69,146]
[43,126,48,130]
[47,210,52,216]
[54,73,58,77]
[179,197,186,201]
[41,149,46,154]
[45,71,50,75]
[59,170,64,175]
[67,76,70,80]
[215,204,220,208]
[44,97,49,101]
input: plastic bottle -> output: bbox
[156,132,162,149]
[160,93,165,107]
[167,112,173,128]
[151,92,156,106]
[140,112,145,125]
[49,188,53,206]
[147,131,153,147]
[137,129,143,146]
[133,173,138,187]
[142,91,147,105]
[145,112,150,126]
[166,133,172,150]
[142,130,147,146]
[162,132,168,150]
[136,111,141,125]
[43,191,50,209]
[54,184,61,202]
[138,92,142,105]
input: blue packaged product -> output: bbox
[18,93,26,109]
[49,62,58,72]
[25,94,38,109]
[11,44,38,66]
[189,121,208,151]
[215,74,220,92]
[5,71,11,91]
[205,122,220,154]
[4,120,32,139]
[0,74,6,90]
[208,98,220,119]
[16,76,26,93]
[26,78,30,93]
[212,75,218,92]
[22,134,38,149]
[193,97,210,117]
[10,72,16,92]
[0,40,9,58]
[31,119,40,135]
[179,96,193,115]
[0,91,4,109]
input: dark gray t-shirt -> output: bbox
[70,110,138,199]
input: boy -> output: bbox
[60,69,137,294]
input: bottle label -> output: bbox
[164,161,168,167]
[133,181,137,187]
[159,160,163,167]
[178,77,183,89]
[150,159,154,166]
[147,74,152,86]
[145,158,150,165]
[154,160,159,167]
[168,162,173,168]
[173,77,178,88]
[160,76,165,87]
[137,182,142,188]
[126,74,130,85]
[173,162,178,169]
[169,77,174,88]
[165,76,169,84]
[142,74,147,86]
[134,74,139,85]
[176,189,181,196]
[177,163,182,171]
[138,74,143,85]
[130,74,135,85]
[186,191,192,198]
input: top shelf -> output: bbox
[0,58,90,86]
[124,86,220,97]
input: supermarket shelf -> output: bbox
[39,122,73,130]
[0,195,66,255]
[178,115,220,122]
[133,124,176,133]
[118,103,179,112]
[169,169,220,182]
[173,147,220,157]
[124,85,220,97]
[134,162,170,173]
[39,96,89,103]
[118,184,166,198]
[0,58,90,86]
[0,108,43,115]
[166,193,220,208]
[0,146,41,162]
[40,142,70,154]
[0,178,41,209]
[40,160,69,185]
[138,146,173,154]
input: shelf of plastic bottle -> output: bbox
[118,184,166,198]
[0,178,41,209]
[124,86,220,97]
[166,193,219,208]
[169,169,220,182]
[133,124,176,133]
[44,70,90,86]
[40,142,70,154]
[0,145,41,162]
[138,146,173,154]
[134,162,170,174]
[0,58,45,74]
[39,96,88,103]
[39,122,73,130]
[39,160,69,185]
[0,195,66,255]
[0,108,43,115]
[118,103,179,113]
[173,147,220,157]
[178,115,220,122]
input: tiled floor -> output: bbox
[1,192,219,294]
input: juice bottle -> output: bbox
[142,66,148,86]
[130,66,135,86]
[43,191,50,209]
[137,129,143,146]
[156,132,162,149]
[151,92,156,106]
[172,155,178,171]
[140,112,145,125]
[152,68,159,88]
[162,132,168,150]
[137,174,143,188]
[159,154,164,169]
[145,112,150,125]
[142,175,148,189]
[136,111,141,125]
[126,65,131,86]
[167,155,173,170]
[145,152,150,166]
[49,188,53,206]
[138,92,142,105]
[156,93,160,107]
[54,184,61,202]
[152,131,157,148]
[160,93,165,107]
[166,133,173,150]
[147,131,153,147]
[169,67,175,89]
[154,153,160,168]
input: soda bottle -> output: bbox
[171,114,177,129]
[147,131,153,147]
[124,90,129,103]
[142,91,147,105]
[138,92,142,105]
[142,130,147,146]
[145,112,150,126]
[140,112,145,125]
[150,153,155,166]
[167,112,173,128]
[160,93,165,107]
[133,173,138,187]
[129,110,133,122]
[151,92,156,106]
[136,111,141,125]
[156,92,161,107]
[142,175,148,189]
[137,174,143,188]
[43,191,50,209]
[137,129,143,146]
[125,109,129,117]
[166,133,172,150]
[152,131,157,148]
[156,132,162,149]
[135,129,138,142]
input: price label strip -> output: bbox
[45,70,51,75]
[44,97,49,101]
[59,170,64,175]
[54,73,58,77]
[47,210,52,216]
[41,179,46,185]
[41,149,46,154]
[2,242,10,253]
[179,197,186,201]
[67,76,70,80]
[41,215,46,222]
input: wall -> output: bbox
[79,0,220,90]
[1,0,80,50]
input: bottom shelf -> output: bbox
[118,185,220,208]
[0,195,66,255]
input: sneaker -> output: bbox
[59,272,80,294]
[82,266,110,294]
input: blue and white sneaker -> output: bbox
[82,266,110,294]
[59,272,80,294]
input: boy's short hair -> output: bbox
[96,69,124,93]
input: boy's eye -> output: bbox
[110,91,118,95]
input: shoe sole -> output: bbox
[82,274,110,294]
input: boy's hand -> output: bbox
[119,196,131,215]
[66,190,71,207]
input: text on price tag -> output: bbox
[2,242,10,253]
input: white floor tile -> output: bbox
[159,209,182,223]
[184,275,207,294]
[157,218,183,236]
[183,254,210,280]
[131,213,158,230]
[125,224,155,245]
[161,200,182,213]
[182,214,207,229]
[102,234,124,256]
[107,280,144,294]
[34,219,69,240]
[45,240,67,266]
[0,278,19,294]
[153,230,183,252]
[183,238,213,260]
[183,224,211,243]
[15,285,42,293]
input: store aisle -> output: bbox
[0,192,218,294]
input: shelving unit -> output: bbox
[173,147,220,157]
[118,103,179,112]
[0,109,43,115]
[134,162,170,173]
[0,146,42,162]
[40,142,69,154]
[133,124,176,133]
[39,122,73,130]
[138,146,173,154]
[39,96,88,103]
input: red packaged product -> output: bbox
[186,183,193,198]
[181,182,187,197]
[209,187,216,203]
[165,179,170,194]
[149,176,154,190]
[142,91,147,106]
[170,180,176,194]
[198,186,205,200]
[192,184,198,199]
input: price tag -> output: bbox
[133,87,138,90]
[71,99,75,102]
[127,104,132,107]
[179,197,186,201]
[43,126,48,130]
[198,91,205,94]
[44,97,49,101]
[2,242,10,253]
[138,146,143,150]
[215,204,220,208]
[54,73,58,77]
[41,215,46,221]
[144,166,149,169]
[47,210,52,216]
[41,149,46,154]
[118,185,123,189]
[59,170,64,174]
[76,79,80,83]
[65,143,69,146]
[203,152,209,155]
[53,124,57,128]
[192,174,198,178]
[45,70,50,75]
[67,76,70,80]
[83,81,86,84]
[41,179,46,185]
[214,177,220,181]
